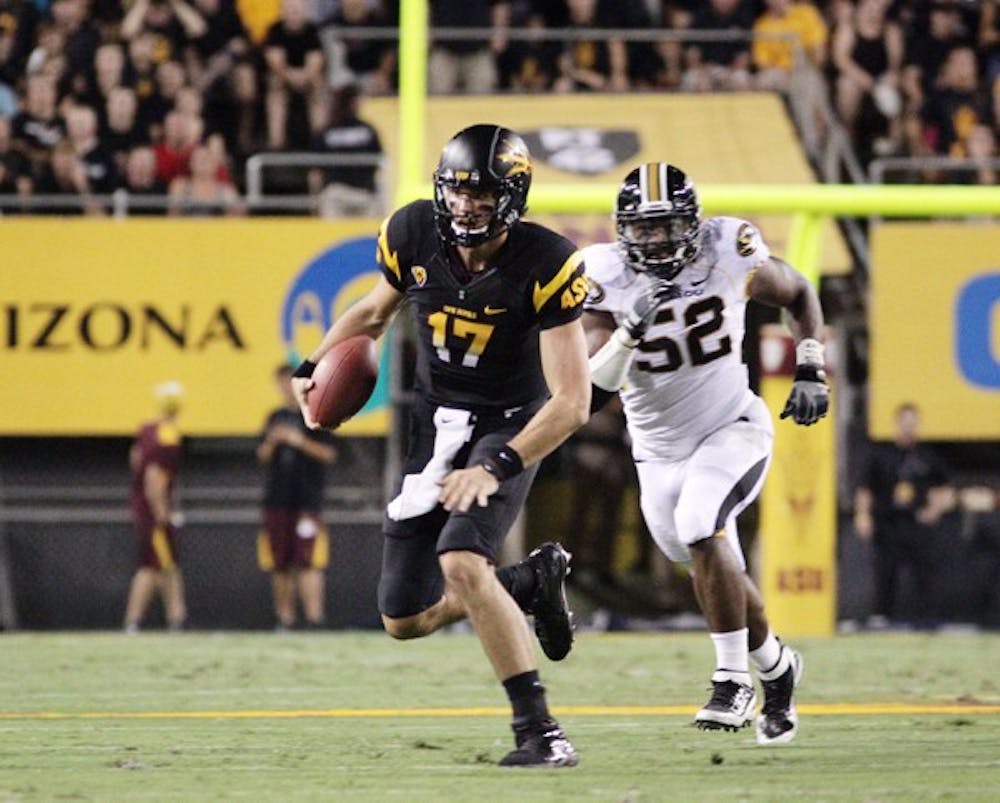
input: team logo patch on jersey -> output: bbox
[585,277,606,304]
[521,128,640,175]
[736,223,758,257]
[411,266,427,287]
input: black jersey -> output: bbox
[377,200,586,411]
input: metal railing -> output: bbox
[869,157,1000,185]
[244,151,389,212]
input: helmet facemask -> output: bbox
[616,211,700,280]
[434,178,510,247]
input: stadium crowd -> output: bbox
[0,0,997,214]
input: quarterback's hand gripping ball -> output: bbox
[306,335,379,430]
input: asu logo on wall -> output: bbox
[280,237,391,436]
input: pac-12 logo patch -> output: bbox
[412,266,427,287]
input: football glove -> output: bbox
[622,281,680,343]
[780,364,829,426]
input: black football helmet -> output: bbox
[615,162,701,280]
[433,124,532,247]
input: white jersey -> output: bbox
[584,216,770,462]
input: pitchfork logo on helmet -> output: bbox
[615,162,701,280]
[433,124,533,247]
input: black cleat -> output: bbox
[499,719,579,768]
[525,543,575,661]
[694,678,757,731]
[756,647,804,745]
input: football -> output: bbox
[307,334,378,429]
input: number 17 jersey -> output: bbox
[583,216,770,462]
[377,200,586,412]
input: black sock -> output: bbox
[496,562,535,612]
[503,670,550,728]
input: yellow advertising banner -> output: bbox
[758,326,836,637]
[0,219,390,436]
[870,224,1000,440]
[362,93,850,274]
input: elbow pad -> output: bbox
[589,327,638,392]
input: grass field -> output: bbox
[1,631,998,801]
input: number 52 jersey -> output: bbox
[583,216,771,462]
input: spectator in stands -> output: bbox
[34,138,102,214]
[853,402,953,629]
[228,55,262,163]
[901,0,972,118]
[175,83,228,150]
[681,0,755,92]
[121,0,207,64]
[50,0,100,94]
[651,0,698,90]
[0,114,33,203]
[91,43,128,111]
[322,0,397,95]
[127,32,161,132]
[611,0,661,91]
[263,0,327,150]
[553,0,630,93]
[905,46,993,161]
[144,59,188,137]
[963,122,998,185]
[154,108,202,183]
[0,0,39,89]
[308,81,383,218]
[104,86,148,174]
[981,0,1000,86]
[188,0,251,85]
[124,380,188,634]
[121,143,165,189]
[167,141,243,215]
[831,0,904,157]
[23,21,66,83]
[119,145,169,210]
[257,363,338,630]
[428,0,510,95]
[505,3,560,92]
[752,0,828,88]
[65,102,118,194]
[752,0,829,147]
[11,72,63,180]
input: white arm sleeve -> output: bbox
[589,327,638,391]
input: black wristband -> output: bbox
[481,445,524,482]
[793,364,827,383]
[293,359,317,379]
